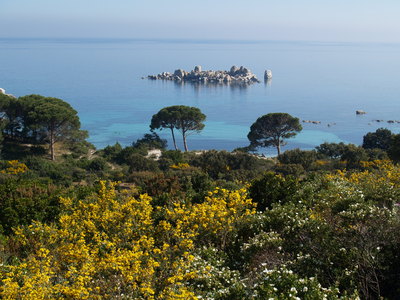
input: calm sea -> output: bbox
[1,38,400,155]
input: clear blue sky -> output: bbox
[1,0,400,42]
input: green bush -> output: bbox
[249,172,300,211]
[273,163,305,176]
[189,150,272,180]
[362,128,393,151]
[278,148,317,170]
[127,153,159,172]
[87,157,109,172]
[0,177,61,234]
[315,142,347,159]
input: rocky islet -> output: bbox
[148,65,263,85]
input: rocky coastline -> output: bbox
[0,88,16,98]
[148,65,261,85]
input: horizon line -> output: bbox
[1,36,400,46]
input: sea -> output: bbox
[1,38,400,155]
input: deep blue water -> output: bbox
[1,38,400,155]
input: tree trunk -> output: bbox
[50,129,55,161]
[170,127,178,150]
[183,132,188,152]
[277,137,281,156]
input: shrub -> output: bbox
[86,157,109,172]
[249,172,300,211]
[273,163,305,176]
[126,153,159,172]
[278,148,317,170]
[362,128,393,151]
[0,177,61,234]
[132,132,167,150]
[316,142,347,159]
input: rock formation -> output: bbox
[0,88,16,98]
[373,119,400,123]
[302,120,321,124]
[148,65,260,85]
[356,110,367,115]
[264,70,272,80]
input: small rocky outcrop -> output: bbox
[386,120,400,124]
[0,88,16,98]
[356,110,367,115]
[264,70,272,80]
[148,65,260,85]
[372,119,400,123]
[302,120,321,124]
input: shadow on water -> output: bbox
[172,80,252,96]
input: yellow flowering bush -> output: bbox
[162,187,256,249]
[0,160,28,175]
[0,181,256,299]
[1,182,192,299]
[325,160,400,207]
[169,163,190,170]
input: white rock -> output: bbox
[264,70,273,79]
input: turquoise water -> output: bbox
[1,38,400,155]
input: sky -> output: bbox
[1,0,400,42]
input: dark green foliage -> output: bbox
[101,143,123,160]
[188,150,272,180]
[1,141,49,161]
[163,150,185,163]
[388,134,400,163]
[362,128,393,151]
[0,94,86,160]
[99,142,162,173]
[249,172,299,211]
[341,144,369,169]
[0,177,61,234]
[273,163,305,176]
[232,145,256,153]
[0,93,22,139]
[379,244,400,299]
[86,157,109,172]
[150,105,206,151]
[278,148,317,170]
[126,153,159,172]
[120,146,148,160]
[132,132,167,150]
[365,148,389,161]
[0,117,6,155]
[248,113,302,155]
[158,150,186,170]
[315,142,386,170]
[29,145,47,155]
[65,130,94,158]
[23,156,73,184]
[315,142,347,159]
[21,156,98,185]
[19,95,81,160]
[189,150,238,179]
[189,170,213,195]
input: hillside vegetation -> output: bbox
[1,94,400,299]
